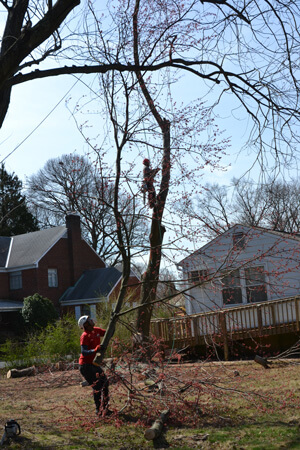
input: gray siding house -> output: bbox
[177,224,300,315]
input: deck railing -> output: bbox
[150,296,300,359]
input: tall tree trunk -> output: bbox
[136,121,170,337]
[133,0,171,339]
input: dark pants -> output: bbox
[146,182,156,208]
[80,364,109,411]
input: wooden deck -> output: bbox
[150,296,300,359]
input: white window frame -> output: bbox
[222,265,268,306]
[244,265,268,303]
[48,268,58,288]
[189,269,208,284]
[221,269,243,306]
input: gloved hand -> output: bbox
[94,344,103,353]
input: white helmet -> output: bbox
[78,315,89,329]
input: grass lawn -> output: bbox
[0,359,299,449]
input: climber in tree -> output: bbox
[142,158,159,208]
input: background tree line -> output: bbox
[179,178,300,239]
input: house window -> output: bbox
[10,271,22,290]
[233,232,246,249]
[48,269,58,287]
[245,266,267,303]
[79,304,96,320]
[222,270,243,305]
[189,269,208,284]
[81,304,91,316]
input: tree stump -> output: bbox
[144,409,170,441]
[7,366,36,379]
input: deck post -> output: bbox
[219,311,229,361]
[295,297,300,332]
[257,306,263,336]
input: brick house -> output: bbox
[0,213,140,334]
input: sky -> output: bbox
[1,75,90,182]
[0,71,254,185]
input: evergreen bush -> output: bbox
[22,293,59,330]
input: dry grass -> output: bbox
[0,359,299,449]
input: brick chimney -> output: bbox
[66,212,81,285]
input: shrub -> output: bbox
[22,293,58,330]
[41,315,80,359]
[0,315,80,369]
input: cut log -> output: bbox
[7,366,36,379]
[254,355,269,369]
[144,409,170,441]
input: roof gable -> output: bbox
[177,224,300,267]
[7,226,67,268]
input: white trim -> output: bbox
[61,297,107,306]
[5,237,13,268]
[0,305,23,311]
[75,306,81,321]
[0,264,37,273]
[48,268,58,287]
[90,305,97,320]
[0,306,22,311]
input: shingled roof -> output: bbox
[0,226,67,269]
[60,267,122,305]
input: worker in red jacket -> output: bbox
[142,158,159,208]
[78,315,110,416]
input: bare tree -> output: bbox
[181,178,300,238]
[176,183,235,238]
[235,179,300,233]
[27,153,147,265]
